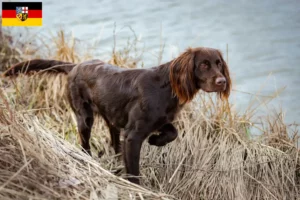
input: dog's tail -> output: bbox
[3,59,77,77]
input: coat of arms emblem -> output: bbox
[16,7,28,21]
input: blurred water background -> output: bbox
[2,0,300,127]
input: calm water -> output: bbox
[2,0,300,125]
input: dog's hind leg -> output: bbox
[109,125,121,154]
[102,117,121,155]
[75,102,94,155]
[68,82,94,156]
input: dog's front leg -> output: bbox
[122,129,145,185]
[148,123,178,146]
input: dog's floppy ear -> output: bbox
[169,48,198,104]
[217,50,231,99]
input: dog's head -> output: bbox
[170,47,231,104]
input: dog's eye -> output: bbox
[204,60,210,65]
[200,63,209,70]
[218,62,222,69]
[200,60,210,70]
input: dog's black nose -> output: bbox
[215,77,226,86]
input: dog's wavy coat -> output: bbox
[4,47,231,184]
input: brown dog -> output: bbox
[3,47,231,184]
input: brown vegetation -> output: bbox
[0,28,299,199]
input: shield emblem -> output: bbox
[16,7,28,21]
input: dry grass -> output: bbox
[0,29,299,200]
[0,23,22,71]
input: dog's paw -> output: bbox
[148,135,159,146]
